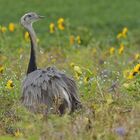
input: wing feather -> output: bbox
[22,67,81,114]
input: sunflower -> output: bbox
[6,80,14,89]
[57,18,65,30]
[9,23,15,32]
[49,22,55,33]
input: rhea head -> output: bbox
[20,12,44,30]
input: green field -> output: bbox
[0,0,140,140]
[1,0,140,34]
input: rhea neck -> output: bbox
[26,24,37,74]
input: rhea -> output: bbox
[21,12,81,114]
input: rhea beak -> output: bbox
[38,15,45,19]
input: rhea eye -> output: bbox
[28,15,32,18]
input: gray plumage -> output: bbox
[21,12,81,114]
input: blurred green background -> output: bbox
[1,0,140,35]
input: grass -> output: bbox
[0,0,140,140]
[1,0,140,34]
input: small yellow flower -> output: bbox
[69,35,75,45]
[74,66,82,75]
[24,31,30,42]
[118,44,124,54]
[0,26,7,33]
[58,18,64,23]
[70,62,75,68]
[122,27,128,37]
[117,33,122,39]
[6,80,14,89]
[49,22,55,33]
[117,27,128,39]
[109,47,115,55]
[127,64,140,79]
[75,73,80,80]
[58,23,65,30]
[133,64,140,73]
[123,27,128,33]
[0,65,4,74]
[14,129,23,137]
[76,35,81,44]
[9,23,15,32]
[84,76,89,84]
[57,18,65,30]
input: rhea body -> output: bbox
[21,12,81,114]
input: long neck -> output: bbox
[27,25,37,74]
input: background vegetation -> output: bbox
[0,0,140,140]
